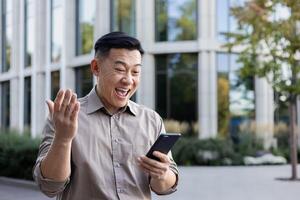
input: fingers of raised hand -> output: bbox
[54,89,79,117]
[65,93,77,116]
[60,89,72,113]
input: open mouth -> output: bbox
[115,88,130,98]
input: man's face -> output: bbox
[94,48,142,113]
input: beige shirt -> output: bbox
[33,87,178,200]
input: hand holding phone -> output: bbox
[146,133,181,161]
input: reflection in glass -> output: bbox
[75,66,93,98]
[111,0,136,36]
[24,77,31,130]
[155,53,198,123]
[50,0,62,62]
[25,0,35,67]
[1,81,10,129]
[155,0,197,41]
[51,71,60,100]
[2,0,13,72]
[216,0,246,42]
[76,0,95,55]
[217,53,255,137]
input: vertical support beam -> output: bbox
[255,76,274,149]
[136,0,155,108]
[198,51,217,139]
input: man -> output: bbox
[33,32,178,200]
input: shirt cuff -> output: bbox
[33,161,70,197]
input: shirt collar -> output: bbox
[86,86,137,116]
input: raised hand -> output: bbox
[46,89,80,143]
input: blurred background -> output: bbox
[0,1,299,199]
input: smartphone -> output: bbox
[146,133,181,161]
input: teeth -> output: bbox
[116,88,129,97]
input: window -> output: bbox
[111,0,136,36]
[51,71,60,100]
[24,0,34,67]
[1,0,12,72]
[1,81,10,129]
[50,0,62,63]
[155,53,198,123]
[75,66,93,98]
[75,0,95,55]
[24,77,31,129]
[217,53,255,137]
[155,0,197,41]
[216,0,246,42]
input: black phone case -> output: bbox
[146,133,181,161]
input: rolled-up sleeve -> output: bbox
[32,116,70,197]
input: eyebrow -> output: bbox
[114,60,142,67]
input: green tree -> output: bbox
[224,0,300,180]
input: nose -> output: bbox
[122,74,134,85]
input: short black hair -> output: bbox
[94,31,144,58]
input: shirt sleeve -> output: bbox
[32,116,70,197]
[150,116,179,195]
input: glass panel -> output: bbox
[216,0,246,42]
[216,0,229,42]
[51,71,60,100]
[75,66,93,98]
[1,81,10,129]
[2,0,13,72]
[155,53,198,125]
[51,0,62,62]
[111,0,136,36]
[155,0,197,41]
[76,0,95,55]
[217,53,255,137]
[25,0,35,67]
[24,77,31,129]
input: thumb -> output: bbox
[46,100,54,116]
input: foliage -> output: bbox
[0,131,41,180]
[224,0,300,97]
[217,76,230,137]
[172,133,265,166]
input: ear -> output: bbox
[91,59,100,76]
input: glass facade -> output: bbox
[25,0,34,67]
[0,81,10,129]
[155,0,197,41]
[50,0,62,63]
[75,66,93,98]
[75,0,95,55]
[24,77,31,129]
[111,0,136,36]
[51,71,60,100]
[1,0,12,72]
[216,0,245,42]
[217,53,255,137]
[155,53,198,123]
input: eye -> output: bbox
[132,71,140,76]
[115,67,125,72]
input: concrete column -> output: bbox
[135,0,155,108]
[94,0,110,40]
[139,54,155,109]
[10,0,21,131]
[198,51,217,139]
[255,76,274,149]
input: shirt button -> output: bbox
[117,188,124,193]
[114,163,121,168]
[114,138,120,143]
